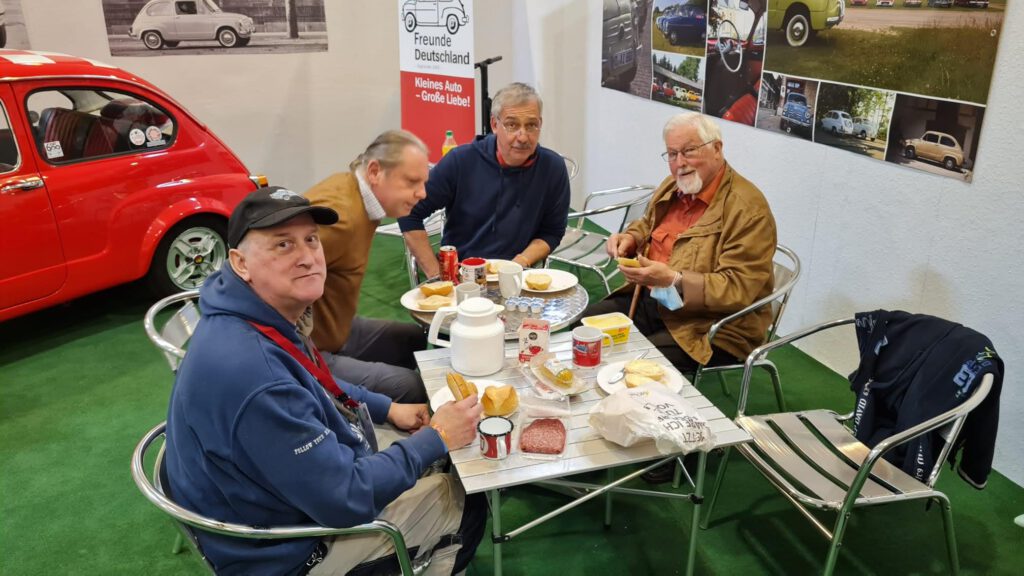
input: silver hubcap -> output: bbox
[790,20,807,42]
[219,30,236,46]
[165,226,226,290]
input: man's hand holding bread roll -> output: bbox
[434,373,483,449]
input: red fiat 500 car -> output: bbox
[0,50,261,322]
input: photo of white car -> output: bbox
[820,109,853,135]
[128,0,255,50]
[851,116,879,140]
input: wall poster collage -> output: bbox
[601,0,1006,182]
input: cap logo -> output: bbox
[269,189,300,201]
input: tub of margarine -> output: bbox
[581,312,633,345]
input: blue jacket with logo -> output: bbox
[165,266,446,575]
[397,133,570,260]
[849,310,1002,488]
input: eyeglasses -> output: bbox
[661,140,715,162]
[500,120,541,135]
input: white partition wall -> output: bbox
[20,0,1023,485]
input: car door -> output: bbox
[920,132,940,161]
[174,0,207,40]
[0,83,66,310]
[416,0,440,25]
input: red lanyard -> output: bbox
[247,321,360,410]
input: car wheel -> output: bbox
[404,12,417,32]
[147,215,228,296]
[217,27,239,48]
[944,157,958,171]
[831,126,838,135]
[164,41,179,48]
[142,31,164,50]
[669,30,679,45]
[784,11,811,47]
[0,26,7,49]
[860,130,867,139]
[446,14,461,34]
[784,123,793,134]
[905,146,916,159]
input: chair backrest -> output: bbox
[561,154,579,181]
[767,244,801,340]
[131,422,418,574]
[143,290,201,373]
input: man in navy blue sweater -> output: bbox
[399,82,571,276]
[165,187,484,575]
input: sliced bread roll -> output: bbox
[419,281,454,297]
[624,359,665,380]
[482,385,519,416]
[418,295,452,311]
[624,373,657,388]
[525,273,552,290]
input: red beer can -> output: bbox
[439,245,459,283]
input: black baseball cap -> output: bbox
[228,186,339,248]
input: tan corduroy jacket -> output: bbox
[625,163,777,364]
[305,173,378,353]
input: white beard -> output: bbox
[676,171,703,196]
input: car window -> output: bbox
[176,1,197,15]
[148,1,173,17]
[940,136,956,147]
[923,133,938,143]
[0,102,19,173]
[26,88,176,165]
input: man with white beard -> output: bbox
[584,112,777,381]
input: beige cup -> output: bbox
[455,282,481,303]
[498,262,523,299]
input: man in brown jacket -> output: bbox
[591,112,777,374]
[304,130,431,402]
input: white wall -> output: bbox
[22,0,1022,484]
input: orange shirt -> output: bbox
[647,166,725,264]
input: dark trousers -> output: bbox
[581,289,739,375]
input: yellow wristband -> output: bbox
[430,423,449,449]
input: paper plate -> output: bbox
[596,360,685,395]
[521,269,578,293]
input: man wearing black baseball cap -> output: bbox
[163,186,485,575]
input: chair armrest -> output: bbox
[735,317,855,416]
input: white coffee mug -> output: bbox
[455,282,481,303]
[498,262,523,299]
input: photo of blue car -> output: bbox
[655,1,707,46]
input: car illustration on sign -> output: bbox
[129,0,255,49]
[403,0,469,34]
[0,50,262,322]
[903,130,964,171]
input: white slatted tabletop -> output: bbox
[416,330,751,495]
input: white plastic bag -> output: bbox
[589,384,714,455]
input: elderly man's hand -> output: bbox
[387,403,431,433]
[430,396,483,449]
[619,255,677,288]
[606,233,637,258]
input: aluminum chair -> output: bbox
[561,154,579,181]
[375,210,446,288]
[143,290,201,372]
[132,422,421,575]
[701,317,996,575]
[545,184,657,295]
[692,244,802,412]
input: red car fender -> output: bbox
[136,196,235,275]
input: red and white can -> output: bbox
[460,257,487,288]
[479,416,514,460]
[439,245,459,283]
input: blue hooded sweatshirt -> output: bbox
[397,133,570,260]
[165,266,447,575]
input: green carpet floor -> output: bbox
[1,233,1021,575]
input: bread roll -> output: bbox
[624,359,665,380]
[419,281,453,297]
[445,372,478,401]
[616,257,640,268]
[525,273,552,290]
[482,385,519,416]
[486,260,502,274]
[624,373,656,388]
[418,295,452,311]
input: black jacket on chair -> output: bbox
[849,310,1003,488]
